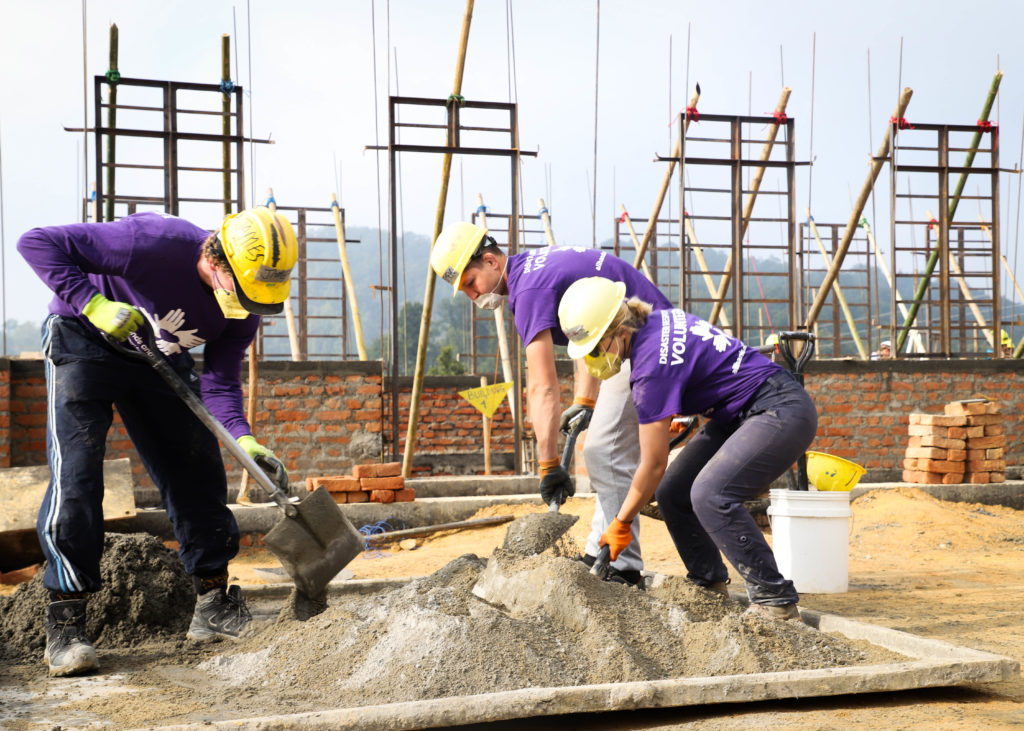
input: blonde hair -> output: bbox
[608,297,653,337]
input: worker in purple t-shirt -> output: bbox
[559,278,818,618]
[17,208,297,676]
[431,223,672,587]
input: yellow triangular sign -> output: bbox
[459,382,513,420]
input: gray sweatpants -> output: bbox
[582,362,643,571]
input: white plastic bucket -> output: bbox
[767,488,851,593]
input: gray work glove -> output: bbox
[559,399,595,433]
[539,465,574,506]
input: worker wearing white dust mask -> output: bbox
[558,277,818,618]
[431,222,672,588]
[17,207,297,676]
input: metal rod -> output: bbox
[331,194,367,359]
[807,210,869,358]
[476,194,516,422]
[104,24,118,222]
[222,34,232,217]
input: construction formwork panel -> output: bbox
[888,122,1002,357]
[90,76,250,223]
[798,221,875,358]
[257,205,361,361]
[651,112,800,342]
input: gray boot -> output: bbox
[45,600,99,677]
[187,585,252,641]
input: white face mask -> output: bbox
[472,259,507,310]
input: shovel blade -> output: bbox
[263,487,364,597]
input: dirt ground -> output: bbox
[2,486,1023,729]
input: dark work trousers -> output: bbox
[655,370,818,606]
[39,315,239,594]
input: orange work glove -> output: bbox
[599,517,633,561]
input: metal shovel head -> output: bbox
[262,487,364,597]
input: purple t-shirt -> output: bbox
[629,309,782,425]
[17,212,259,438]
[506,246,672,346]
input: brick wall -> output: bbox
[4,356,1020,487]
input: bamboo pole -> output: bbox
[538,198,557,247]
[618,205,654,281]
[859,217,925,353]
[807,210,869,358]
[481,376,491,475]
[403,0,475,478]
[476,194,516,420]
[266,190,301,359]
[708,87,792,325]
[221,35,231,218]
[896,73,1000,351]
[805,87,913,333]
[682,212,730,328]
[330,194,367,359]
[633,84,700,270]
[104,24,118,222]
[925,210,995,349]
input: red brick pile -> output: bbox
[305,461,415,504]
[903,399,1006,485]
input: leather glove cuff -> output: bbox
[572,396,597,408]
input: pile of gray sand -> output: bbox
[200,551,902,709]
[0,532,194,661]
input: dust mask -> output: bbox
[472,259,507,310]
[584,351,623,380]
[213,270,251,319]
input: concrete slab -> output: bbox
[142,601,1018,731]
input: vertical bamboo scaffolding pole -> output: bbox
[979,216,1024,311]
[538,198,557,247]
[896,73,1000,351]
[330,194,367,359]
[807,211,869,358]
[475,194,515,420]
[632,85,700,269]
[805,87,913,332]
[925,210,995,349]
[104,24,118,222]
[618,205,654,281]
[859,217,925,352]
[403,0,475,478]
[682,212,730,328]
[266,190,301,359]
[221,35,232,218]
[708,87,791,325]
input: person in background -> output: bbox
[430,222,672,588]
[558,277,818,618]
[17,208,297,676]
[871,340,891,360]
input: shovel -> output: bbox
[110,326,364,598]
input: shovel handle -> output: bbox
[548,412,587,514]
[109,328,297,515]
[590,544,612,579]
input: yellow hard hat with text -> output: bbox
[558,277,627,359]
[219,207,298,315]
[431,222,488,296]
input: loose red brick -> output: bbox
[941,472,965,484]
[966,436,1006,449]
[964,472,991,484]
[315,476,363,493]
[944,401,989,416]
[370,489,396,504]
[984,424,1004,436]
[352,462,402,479]
[915,413,968,427]
[331,492,348,504]
[346,490,370,503]
[989,472,1006,483]
[393,488,416,502]
[966,414,1001,427]
[902,458,919,470]
[305,476,316,492]
[361,476,405,491]
[909,433,966,449]
[916,458,966,474]
[967,459,1006,472]
[947,426,968,439]
[986,448,1005,459]
[903,470,943,484]
[905,446,950,459]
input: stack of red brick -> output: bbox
[305,461,415,503]
[903,399,1006,485]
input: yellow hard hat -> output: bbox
[558,277,627,359]
[219,207,298,315]
[431,222,488,296]
[1001,329,1012,347]
[765,333,779,346]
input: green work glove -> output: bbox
[237,435,288,492]
[81,293,144,341]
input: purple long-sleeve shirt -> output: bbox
[17,212,258,438]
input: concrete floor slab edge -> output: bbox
[137,609,1019,731]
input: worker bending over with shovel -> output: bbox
[17,208,297,676]
[431,223,671,587]
[558,278,818,617]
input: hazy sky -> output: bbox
[3,0,1024,332]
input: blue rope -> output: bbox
[357,519,407,558]
[219,79,235,95]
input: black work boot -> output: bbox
[187,585,252,642]
[44,599,99,677]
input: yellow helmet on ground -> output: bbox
[558,277,627,359]
[219,207,298,315]
[430,222,489,296]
